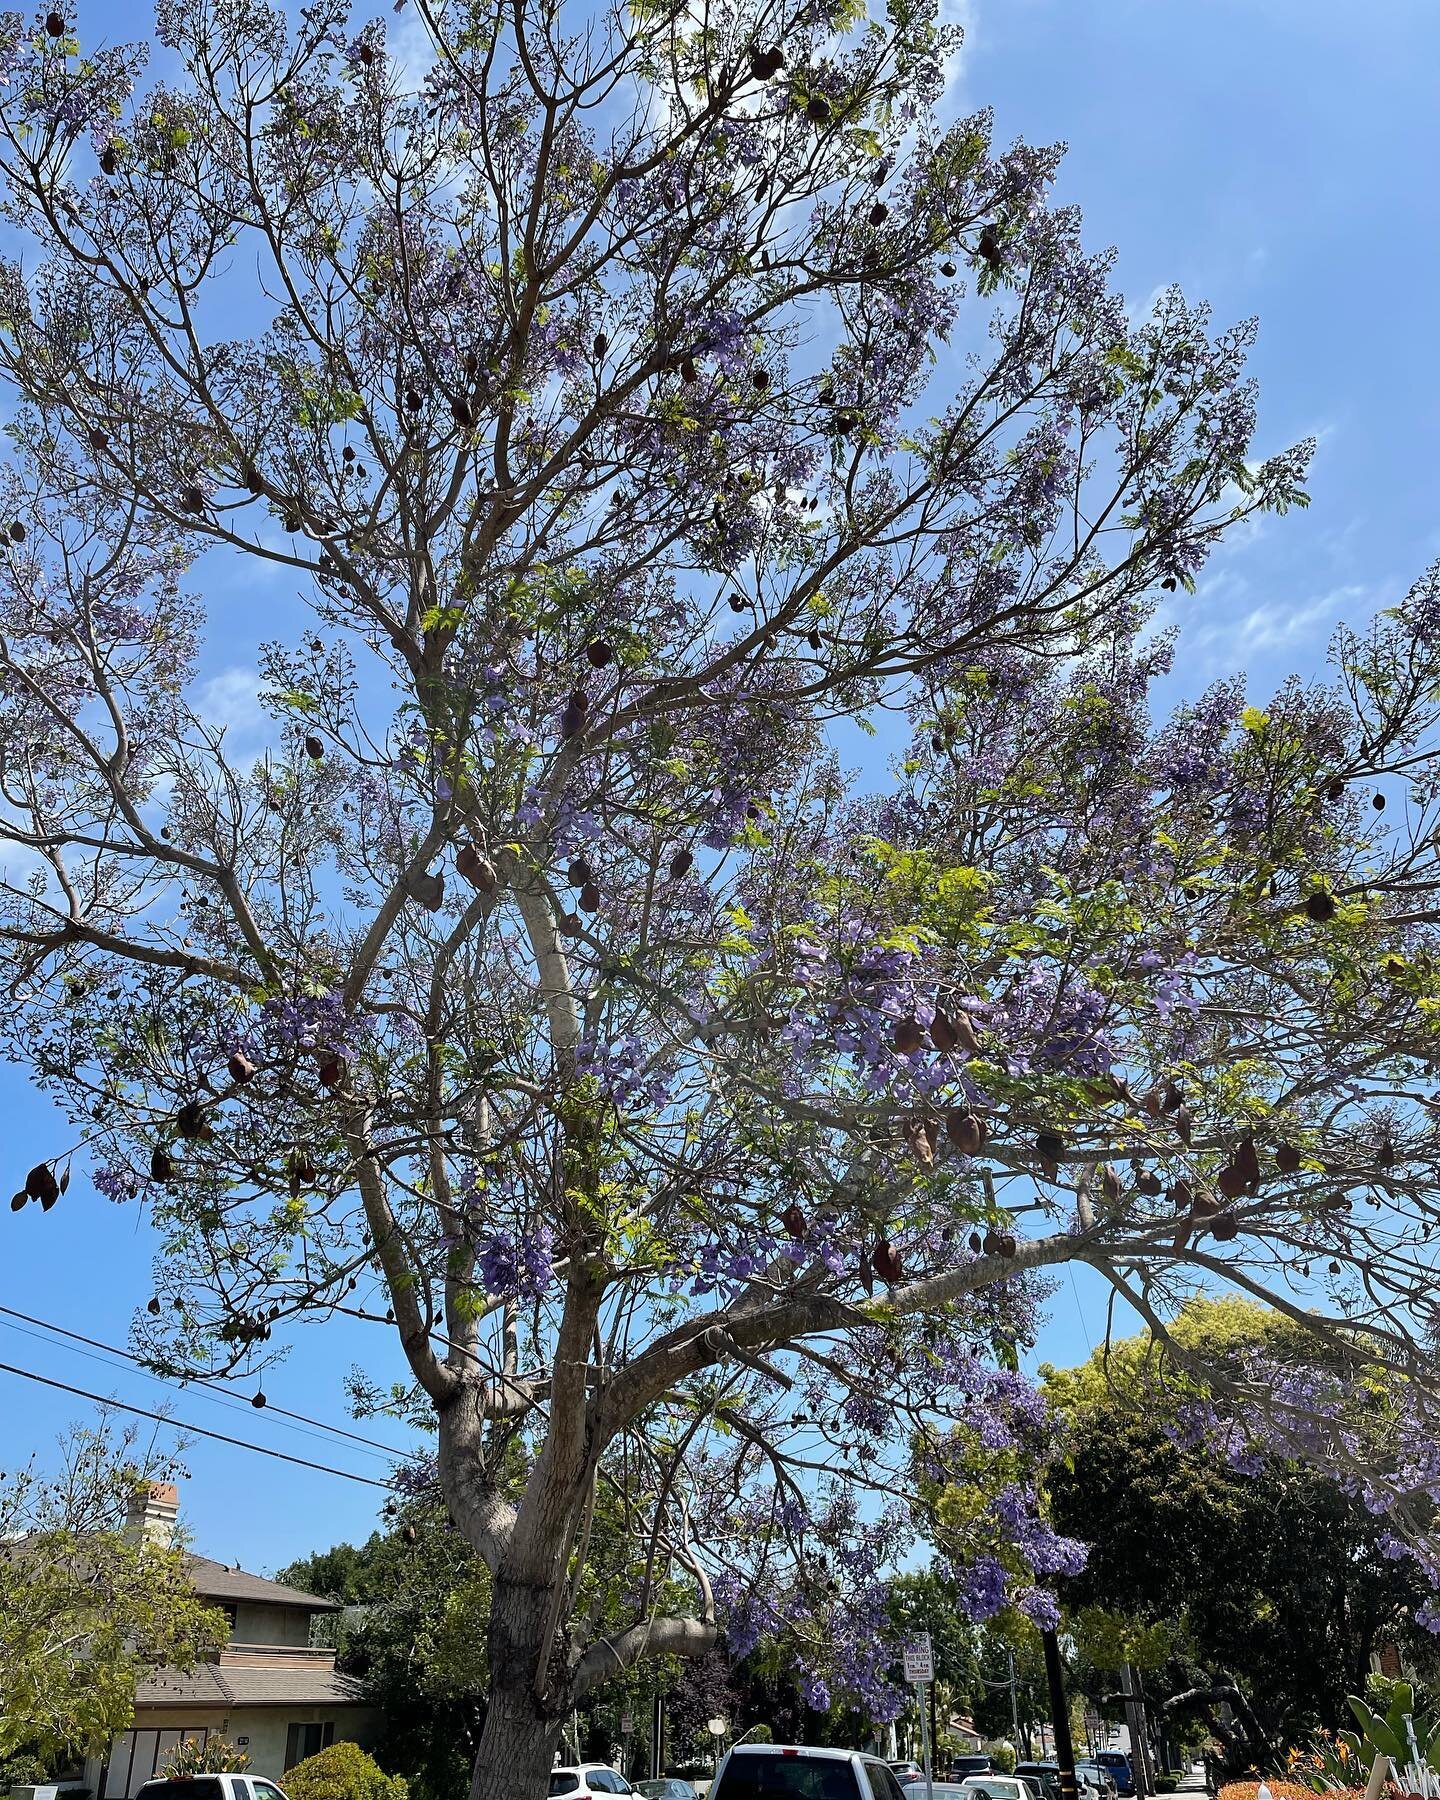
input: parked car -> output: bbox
[137,1781,287,1800]
[889,1768,924,1786]
[1074,1766,1117,1800]
[950,1760,993,1780]
[1091,1757,1133,1797]
[711,1743,911,1800]
[1015,1763,1063,1800]
[550,1767,637,1798]
[637,1783,699,1800]
[959,1778,1039,1800]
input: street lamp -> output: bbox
[708,1719,728,1776]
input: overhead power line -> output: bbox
[0,1359,394,1490]
[0,1303,424,1464]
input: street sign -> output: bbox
[904,1636,935,1685]
[621,1714,634,1736]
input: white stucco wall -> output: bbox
[225,1710,377,1781]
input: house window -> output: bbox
[221,1603,238,1638]
[102,1727,209,1798]
[284,1722,335,1769]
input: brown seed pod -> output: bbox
[892,1017,924,1056]
[407,869,444,912]
[930,1006,960,1053]
[1100,1164,1123,1208]
[9,1190,25,1211]
[1216,1163,1246,1200]
[150,1145,174,1182]
[8,522,24,544]
[940,259,957,277]
[1168,1178,1194,1209]
[1235,1133,1261,1191]
[560,698,587,740]
[857,1254,875,1297]
[404,388,422,411]
[568,856,593,887]
[1035,1131,1063,1177]
[1275,1141,1302,1173]
[946,1110,986,1157]
[176,1101,207,1140]
[593,332,608,359]
[805,94,831,124]
[868,201,888,227]
[1326,776,1345,801]
[904,1117,939,1167]
[1210,1212,1240,1241]
[100,143,118,175]
[45,11,64,35]
[227,1050,256,1085]
[680,357,697,383]
[25,1163,59,1207]
[450,397,475,429]
[1191,1190,1222,1219]
[1173,1103,1193,1146]
[782,1202,806,1240]
[1304,890,1336,922]
[668,847,694,880]
[585,638,614,668]
[1135,1170,1163,1198]
[1373,792,1386,811]
[1161,1081,1184,1114]
[872,1238,901,1284]
[251,1391,267,1409]
[317,1058,344,1088]
[180,484,204,513]
[303,734,324,759]
[87,426,109,452]
[147,1296,162,1315]
[579,881,601,913]
[751,367,770,391]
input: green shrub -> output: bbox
[1155,1778,1179,1792]
[283,1742,408,1800]
[985,1744,1017,1775]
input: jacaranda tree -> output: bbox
[2,0,1439,1792]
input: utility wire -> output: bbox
[0,1359,394,1490]
[0,1303,424,1463]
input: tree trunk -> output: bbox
[468,1675,563,1800]
[468,1571,565,1800]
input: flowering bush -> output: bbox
[162,1738,249,1776]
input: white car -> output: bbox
[711,1744,911,1800]
[959,1780,1037,1800]
[549,1767,636,1799]
[137,1779,289,1800]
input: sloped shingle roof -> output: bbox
[136,1663,364,1708]
[183,1555,341,1611]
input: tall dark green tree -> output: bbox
[1045,1311,1440,1764]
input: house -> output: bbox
[85,1484,375,1799]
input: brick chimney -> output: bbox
[124,1480,179,1548]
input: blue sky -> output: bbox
[1,0,1436,1573]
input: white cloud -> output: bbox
[1185,581,1369,672]
[194,666,268,748]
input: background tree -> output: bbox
[278,1480,491,1800]
[1045,1304,1440,1768]
[3,0,1440,1797]
[0,1421,225,1771]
